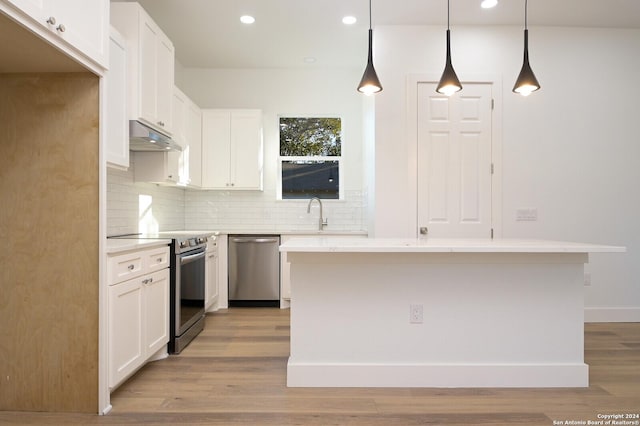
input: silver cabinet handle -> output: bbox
[46,17,65,32]
[419,227,428,235]
[156,258,163,263]
[127,264,135,270]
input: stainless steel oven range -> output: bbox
[170,234,207,354]
[108,232,209,354]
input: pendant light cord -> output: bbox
[447,0,450,30]
[369,0,372,30]
[524,0,528,30]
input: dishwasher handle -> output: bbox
[231,237,279,244]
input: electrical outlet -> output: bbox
[410,304,423,324]
[584,272,592,286]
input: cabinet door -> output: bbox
[43,0,109,68]
[172,88,190,185]
[202,110,232,188]
[138,16,158,127]
[105,27,129,169]
[205,250,218,310]
[156,33,174,134]
[186,100,202,187]
[143,269,170,356]
[231,110,263,190]
[109,279,144,388]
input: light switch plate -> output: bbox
[516,208,538,222]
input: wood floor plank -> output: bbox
[1,308,639,425]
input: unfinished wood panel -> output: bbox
[0,73,99,412]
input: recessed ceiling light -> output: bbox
[342,16,357,25]
[240,15,255,24]
[303,56,317,64]
[481,0,498,8]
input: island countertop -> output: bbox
[279,237,626,254]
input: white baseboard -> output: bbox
[287,362,589,388]
[584,307,640,322]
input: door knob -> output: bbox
[419,227,428,235]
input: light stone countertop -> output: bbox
[105,238,172,254]
[279,237,626,253]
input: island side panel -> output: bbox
[287,251,588,387]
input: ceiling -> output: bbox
[125,0,640,69]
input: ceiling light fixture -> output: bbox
[240,15,255,24]
[342,16,357,25]
[357,0,383,95]
[513,0,540,96]
[481,0,498,9]
[436,0,462,96]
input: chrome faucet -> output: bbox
[307,197,328,231]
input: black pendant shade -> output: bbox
[358,29,383,95]
[436,29,462,96]
[513,0,540,96]
[357,0,382,94]
[436,0,462,96]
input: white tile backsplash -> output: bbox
[184,190,364,232]
[106,159,185,236]
[107,160,364,234]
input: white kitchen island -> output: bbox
[280,238,625,388]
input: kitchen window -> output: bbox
[278,117,342,200]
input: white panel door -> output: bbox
[109,278,144,388]
[202,110,232,188]
[417,82,493,238]
[143,269,170,356]
[230,110,263,189]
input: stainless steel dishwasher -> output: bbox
[228,235,280,307]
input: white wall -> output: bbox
[373,25,640,319]
[177,67,367,232]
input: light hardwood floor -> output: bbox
[1,308,639,425]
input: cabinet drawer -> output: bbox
[145,246,170,273]
[108,251,144,285]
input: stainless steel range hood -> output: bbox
[129,120,182,152]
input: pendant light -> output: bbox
[513,0,540,96]
[357,0,383,95]
[436,0,462,96]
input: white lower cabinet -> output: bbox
[108,246,170,390]
[205,238,219,311]
[108,276,143,388]
[142,269,170,356]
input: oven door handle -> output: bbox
[180,250,205,265]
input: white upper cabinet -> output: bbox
[133,87,202,187]
[105,27,129,169]
[111,2,175,135]
[185,98,203,188]
[202,109,263,190]
[3,0,109,71]
[173,86,203,187]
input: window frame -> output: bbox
[277,116,344,201]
